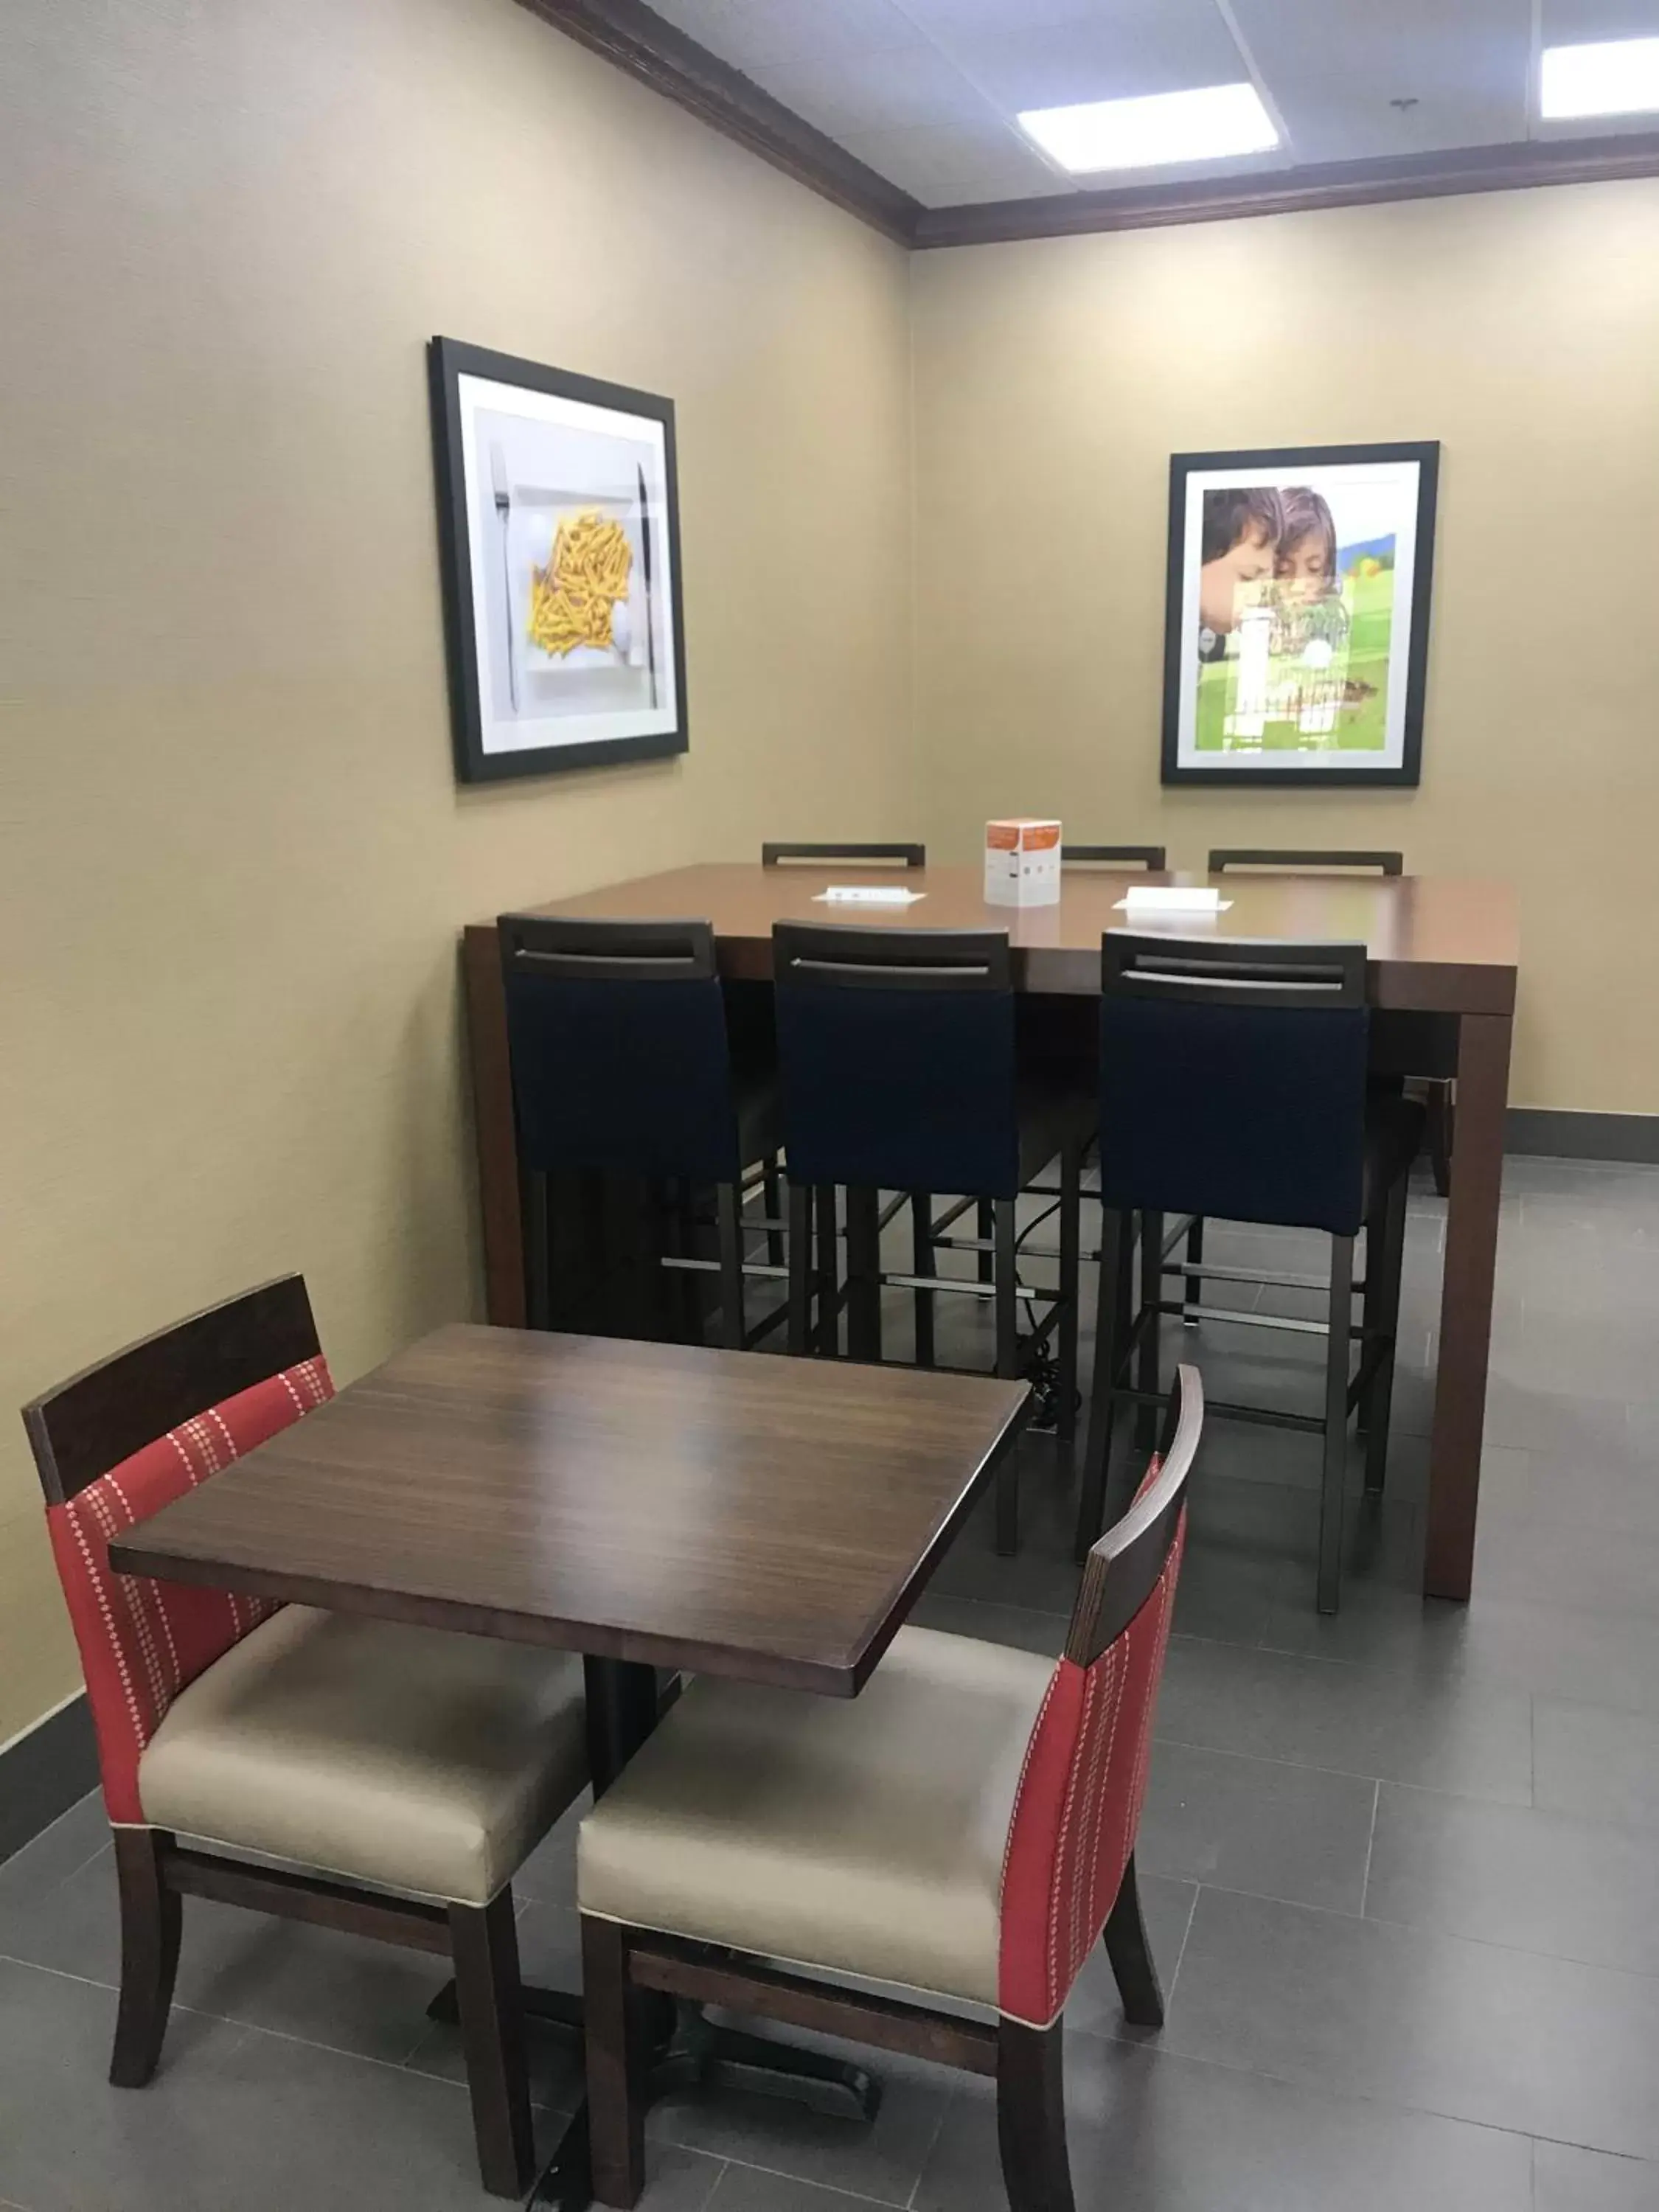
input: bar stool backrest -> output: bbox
[1063,846,1166,870]
[762,844,925,869]
[1098,933,1371,1236]
[1208,848,1403,875]
[773,922,1018,1199]
[499,914,741,1183]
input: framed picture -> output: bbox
[428,338,688,783]
[1161,441,1439,788]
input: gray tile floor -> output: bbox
[4,1155,1659,2208]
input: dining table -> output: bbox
[462,860,1520,1604]
[108,1322,1032,2210]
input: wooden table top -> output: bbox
[521,863,1518,1013]
[108,1327,1031,1697]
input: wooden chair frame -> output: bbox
[581,1370,1203,2212]
[21,1279,540,2200]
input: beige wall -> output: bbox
[0,0,914,1742]
[912,181,1659,1112]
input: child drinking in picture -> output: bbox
[1197,487,1284,660]
[1275,486,1339,600]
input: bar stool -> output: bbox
[1063,844,1167,870]
[762,841,926,868]
[772,921,1091,1554]
[1074,931,1422,1615]
[498,913,784,1350]
[1209,848,1455,1196]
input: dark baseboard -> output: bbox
[0,1695,98,1868]
[1507,1110,1659,1164]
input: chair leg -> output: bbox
[524,1169,551,1332]
[1134,1211,1164,1450]
[110,1828,181,2089]
[582,1914,647,2211]
[716,1183,746,1352]
[1102,1851,1164,2028]
[1318,1234,1356,1616]
[1182,1215,1204,1326]
[977,1197,995,1284]
[845,1187,883,1362]
[762,1155,785,1269]
[449,1892,535,2200]
[815,1185,840,1354]
[787,1180,814,1357]
[1057,1141,1080,1444]
[1364,1175,1409,1496]
[996,2017,1074,2212]
[1074,1207,1126,1561]
[911,1191,936,1368]
[994,1197,1021,1557]
[1428,1080,1454,1199]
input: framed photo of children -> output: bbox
[1160,441,1440,787]
[428,338,689,784]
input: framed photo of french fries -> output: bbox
[429,338,688,783]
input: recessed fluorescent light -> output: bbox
[1541,37,1659,120]
[1018,83,1279,175]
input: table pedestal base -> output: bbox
[526,1997,881,2210]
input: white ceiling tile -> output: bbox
[1228,0,1534,161]
[646,0,927,73]
[748,46,998,134]
[837,122,1067,202]
[1542,0,1659,41]
[936,7,1253,116]
[888,0,1107,32]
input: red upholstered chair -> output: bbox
[574,1366,1203,2211]
[21,1277,590,2199]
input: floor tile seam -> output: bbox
[1148,1732,1394,1791]
[1069,2021,1545,2149]
[1358,1781,1381,1917]
[697,2146,900,2208]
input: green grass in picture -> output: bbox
[1193,566,1395,755]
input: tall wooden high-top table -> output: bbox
[111,1324,1032,2210]
[463,863,1520,1603]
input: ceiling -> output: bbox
[641,0,1659,208]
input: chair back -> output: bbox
[1208,847,1402,876]
[998,1366,1201,2028]
[20,1278,333,1825]
[500,914,742,1184]
[762,843,925,869]
[773,922,1018,1198]
[1099,932,1371,1236]
[1064,846,1166,871]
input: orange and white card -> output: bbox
[984,818,1062,906]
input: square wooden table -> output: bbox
[109,1325,1032,2209]
[464,861,1520,1602]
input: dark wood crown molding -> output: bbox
[515,1,1659,253]
[515,0,922,244]
[907,127,1659,248]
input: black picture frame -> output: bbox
[1160,440,1439,789]
[428,337,689,785]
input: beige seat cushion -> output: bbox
[139,1607,588,1907]
[579,1626,1053,2008]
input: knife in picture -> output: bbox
[638,461,658,710]
[491,441,518,714]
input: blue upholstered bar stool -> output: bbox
[772,921,1092,1555]
[498,913,783,1350]
[1074,931,1423,1614]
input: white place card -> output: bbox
[1115,886,1231,915]
[814,886,927,905]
